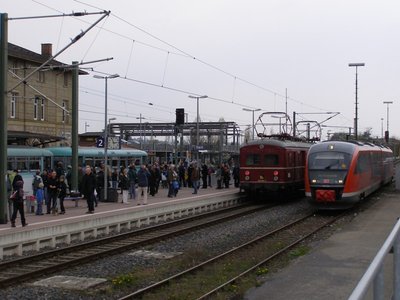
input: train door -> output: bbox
[287,151,295,183]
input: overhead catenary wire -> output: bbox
[72,0,334,113]
[7,9,110,93]
[29,1,351,129]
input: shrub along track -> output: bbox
[117,210,347,300]
[0,200,269,288]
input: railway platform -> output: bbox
[245,186,400,300]
[0,186,240,259]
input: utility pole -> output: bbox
[71,61,79,193]
[0,13,8,224]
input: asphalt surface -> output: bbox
[244,186,399,300]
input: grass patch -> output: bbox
[288,245,310,259]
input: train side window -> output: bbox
[264,154,279,166]
[288,152,294,167]
[246,154,260,166]
[355,152,370,174]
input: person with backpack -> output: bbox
[32,170,43,197]
[10,180,27,227]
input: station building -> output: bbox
[7,42,84,146]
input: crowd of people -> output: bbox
[6,160,240,228]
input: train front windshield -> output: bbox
[308,151,351,185]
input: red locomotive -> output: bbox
[239,136,311,194]
[305,141,394,209]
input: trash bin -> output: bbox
[99,188,118,202]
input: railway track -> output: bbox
[117,210,347,300]
[0,200,267,288]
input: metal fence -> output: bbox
[349,218,400,300]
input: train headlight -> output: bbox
[312,179,317,183]
[273,176,278,181]
[338,179,343,184]
[244,170,250,176]
[259,175,264,180]
[245,176,250,180]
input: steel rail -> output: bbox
[0,199,266,287]
[118,211,347,300]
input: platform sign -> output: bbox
[96,137,104,148]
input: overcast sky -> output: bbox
[3,0,400,139]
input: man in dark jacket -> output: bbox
[47,171,58,214]
[11,180,27,227]
[137,165,150,205]
[81,166,97,214]
[128,164,137,200]
[201,164,208,189]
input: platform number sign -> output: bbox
[96,137,105,148]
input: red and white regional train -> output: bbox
[240,137,311,195]
[305,141,394,209]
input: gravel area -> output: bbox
[0,197,340,299]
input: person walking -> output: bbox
[120,168,130,204]
[191,162,200,194]
[137,165,150,205]
[10,180,27,227]
[81,166,96,214]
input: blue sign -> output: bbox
[96,137,104,148]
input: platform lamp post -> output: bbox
[136,113,146,150]
[188,95,208,161]
[383,101,393,143]
[242,108,261,140]
[381,118,384,140]
[93,73,119,202]
[348,63,365,140]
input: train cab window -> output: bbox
[246,154,260,166]
[309,152,350,170]
[264,154,279,166]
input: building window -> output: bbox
[38,71,45,83]
[10,93,17,118]
[12,60,18,77]
[33,97,39,120]
[62,100,68,123]
[40,98,45,121]
[63,72,68,87]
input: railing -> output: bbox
[349,218,400,300]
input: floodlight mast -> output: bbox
[348,62,365,140]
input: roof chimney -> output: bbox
[41,43,52,57]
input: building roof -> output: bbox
[8,42,62,66]
[8,42,88,75]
